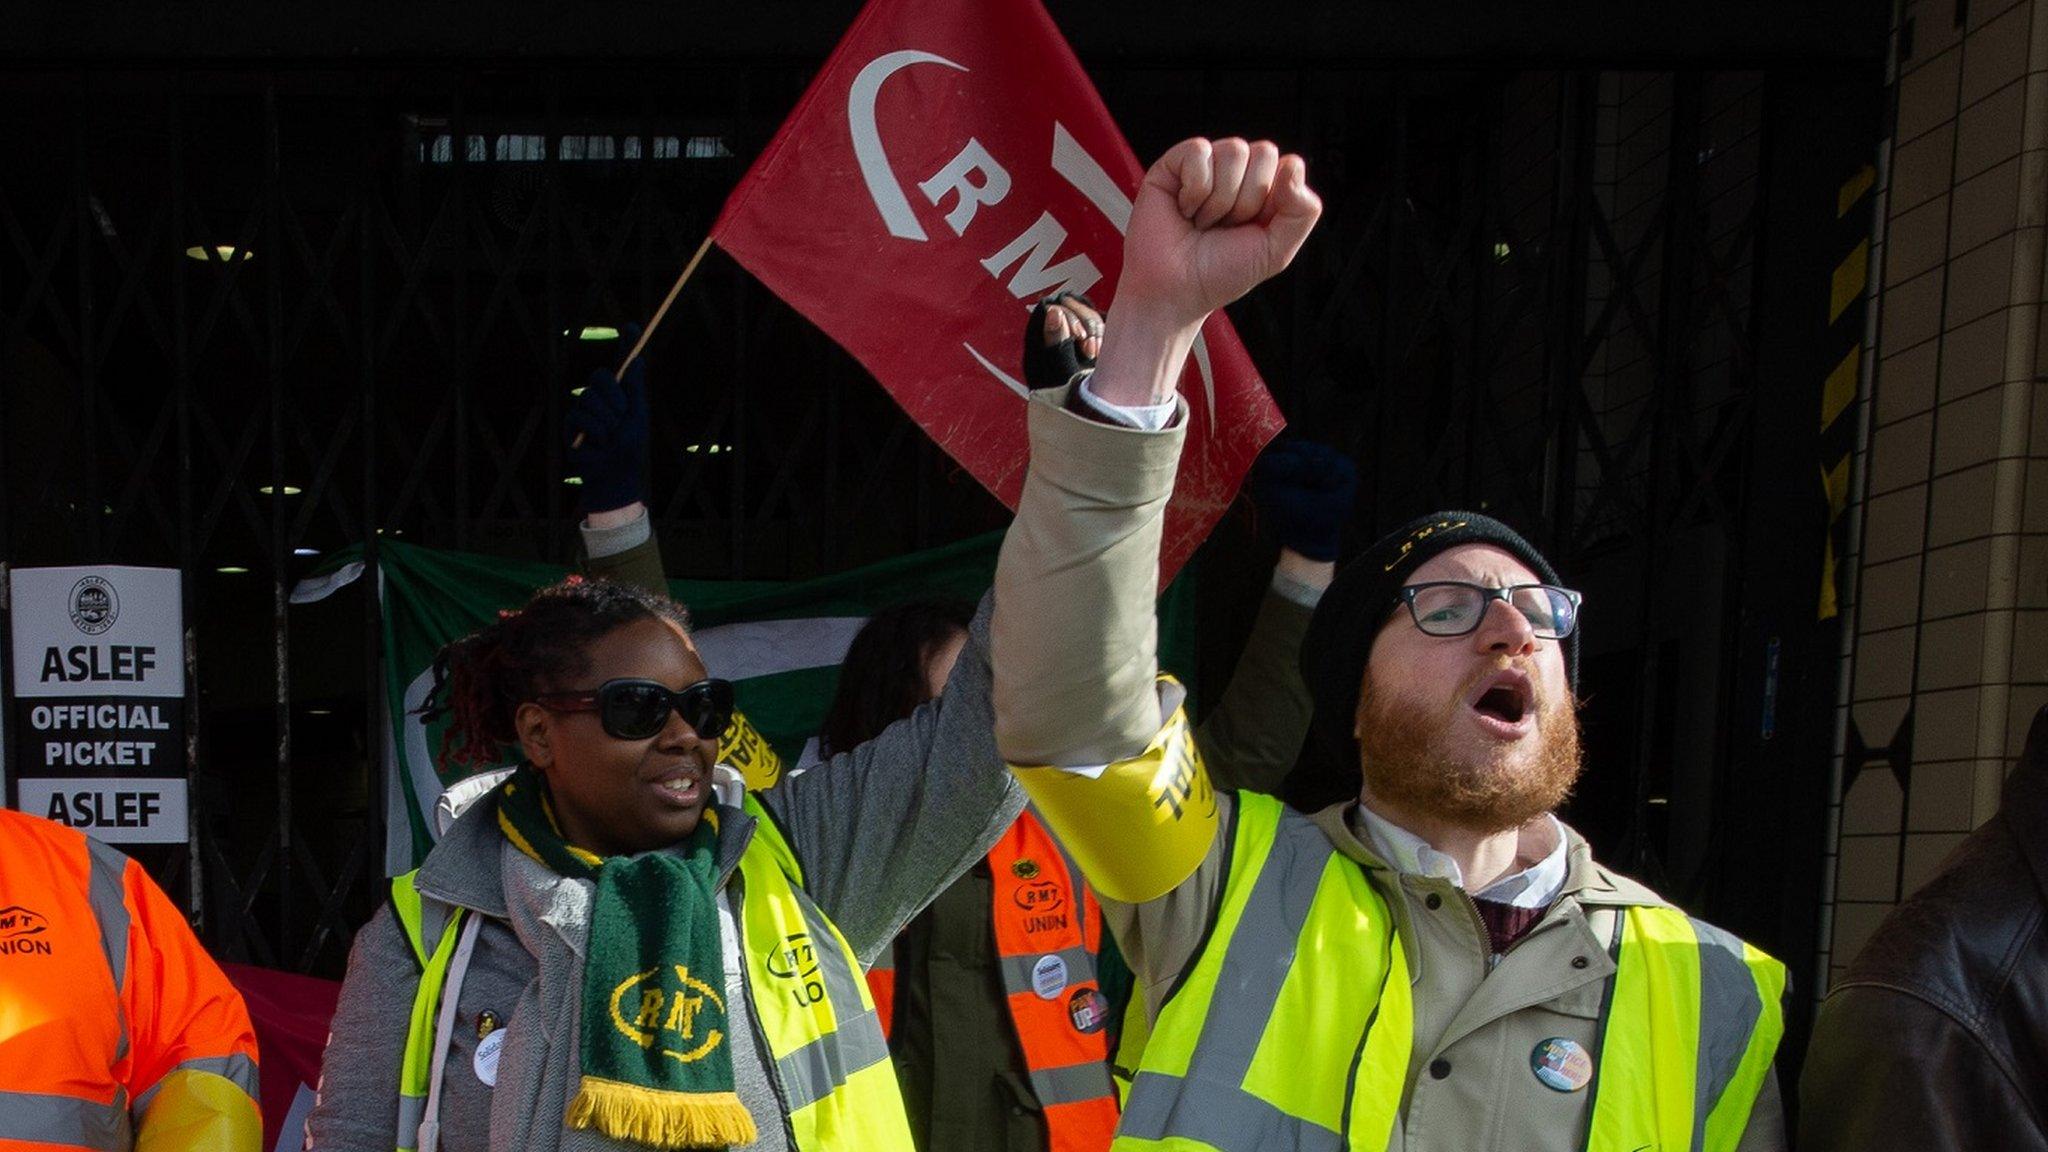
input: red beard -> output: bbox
[1357,660,1584,834]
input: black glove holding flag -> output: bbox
[1248,436,1358,562]
[1022,291,1104,390]
[566,327,651,516]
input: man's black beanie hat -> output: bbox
[1296,510,1580,789]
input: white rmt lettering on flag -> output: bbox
[708,0,1284,584]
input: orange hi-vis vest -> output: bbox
[867,945,898,1043]
[0,808,261,1152]
[866,809,1119,1152]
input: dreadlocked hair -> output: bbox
[418,575,693,772]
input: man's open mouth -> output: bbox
[1470,670,1533,725]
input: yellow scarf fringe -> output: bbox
[568,1076,759,1149]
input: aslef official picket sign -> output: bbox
[7,565,188,844]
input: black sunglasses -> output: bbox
[533,677,735,742]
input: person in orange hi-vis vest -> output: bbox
[817,305,1350,1152]
[0,806,261,1152]
[817,599,1123,1152]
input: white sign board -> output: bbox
[8,565,187,843]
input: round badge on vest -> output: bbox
[1529,1037,1593,1093]
[474,1028,505,1087]
[1031,953,1068,999]
[1067,987,1109,1033]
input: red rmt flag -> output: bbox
[711,0,1285,583]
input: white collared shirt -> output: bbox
[1352,804,1569,909]
[1075,369,1180,430]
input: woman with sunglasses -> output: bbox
[307,574,1026,1152]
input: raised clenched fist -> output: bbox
[1091,138,1321,408]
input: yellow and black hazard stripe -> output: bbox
[1819,163,1877,621]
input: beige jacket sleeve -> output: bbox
[1090,587,1317,1006]
[991,384,1229,1000]
[992,385,1184,768]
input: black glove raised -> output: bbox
[565,336,650,516]
[1021,291,1102,391]
[1248,436,1358,562]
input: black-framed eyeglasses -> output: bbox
[1396,581,1583,640]
[533,677,735,742]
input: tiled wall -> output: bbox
[1827,0,2048,988]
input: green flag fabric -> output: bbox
[293,532,1196,875]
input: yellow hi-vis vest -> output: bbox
[389,792,912,1152]
[1115,791,1786,1152]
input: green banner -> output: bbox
[295,534,1195,873]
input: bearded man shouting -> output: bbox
[1283,513,1787,1151]
[990,133,1788,1152]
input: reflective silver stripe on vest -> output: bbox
[1046,824,1092,933]
[1118,810,1339,1150]
[0,1089,133,1150]
[1121,1071,1343,1152]
[997,944,1094,991]
[776,893,893,1112]
[396,1092,427,1152]
[996,813,1097,995]
[131,1052,262,1120]
[1691,916,1765,1152]
[1004,823,1113,1109]
[777,1017,893,1113]
[1029,1058,1117,1107]
[81,837,131,1065]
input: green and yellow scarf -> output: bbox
[497,766,757,1149]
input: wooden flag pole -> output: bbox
[616,232,716,379]
[571,232,717,449]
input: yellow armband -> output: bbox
[720,709,785,791]
[135,1065,262,1152]
[1007,683,1218,904]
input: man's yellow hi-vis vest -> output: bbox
[389,792,912,1152]
[1114,791,1785,1152]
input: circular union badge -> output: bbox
[1031,954,1069,1000]
[1529,1036,1594,1093]
[69,575,119,636]
[1067,988,1110,1033]
[473,1028,505,1086]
